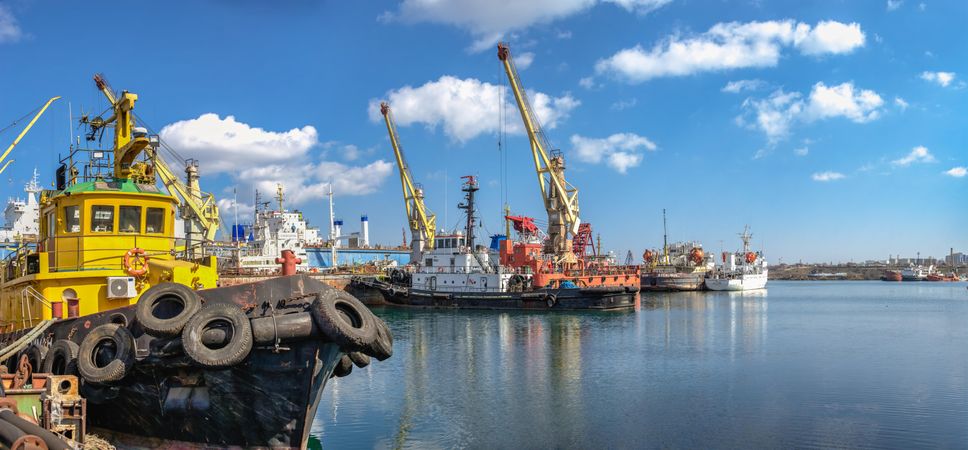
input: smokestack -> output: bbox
[333,219,343,248]
[361,215,369,248]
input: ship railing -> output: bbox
[20,285,54,329]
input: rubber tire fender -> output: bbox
[310,290,378,352]
[368,320,393,361]
[546,294,557,308]
[348,351,370,368]
[77,324,136,384]
[42,340,79,375]
[136,282,203,338]
[331,354,353,378]
[181,302,253,368]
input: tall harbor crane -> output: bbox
[497,42,581,264]
[1,96,61,174]
[90,74,221,243]
[380,102,437,263]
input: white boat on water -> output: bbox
[705,226,768,291]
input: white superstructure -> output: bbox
[705,226,768,291]
[410,232,526,293]
[0,170,41,243]
[234,186,323,273]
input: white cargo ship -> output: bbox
[705,226,768,291]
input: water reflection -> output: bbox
[315,282,968,449]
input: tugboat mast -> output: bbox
[458,176,479,250]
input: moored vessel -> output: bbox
[0,76,392,448]
[705,226,768,291]
[363,177,637,310]
[881,270,903,281]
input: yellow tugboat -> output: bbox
[0,75,391,448]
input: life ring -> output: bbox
[123,247,150,277]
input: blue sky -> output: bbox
[0,0,964,263]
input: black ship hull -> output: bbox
[0,275,382,448]
[360,279,636,310]
[640,271,706,291]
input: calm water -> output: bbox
[311,281,967,449]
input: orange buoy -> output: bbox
[123,248,150,277]
[643,250,654,263]
[745,252,757,264]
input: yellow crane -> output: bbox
[497,42,581,264]
[380,102,436,262]
[90,74,221,242]
[0,96,61,174]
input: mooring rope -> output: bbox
[0,320,56,363]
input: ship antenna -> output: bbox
[662,208,668,264]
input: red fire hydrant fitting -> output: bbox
[276,249,302,276]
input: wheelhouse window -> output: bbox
[119,206,141,233]
[145,207,165,234]
[64,206,80,233]
[91,205,114,232]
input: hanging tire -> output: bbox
[368,320,393,361]
[331,354,353,378]
[348,351,370,368]
[78,324,136,384]
[310,291,378,352]
[42,340,79,375]
[546,294,557,308]
[136,283,203,338]
[181,302,253,368]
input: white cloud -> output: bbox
[217,198,255,221]
[920,71,955,87]
[794,147,809,156]
[570,133,656,173]
[0,5,22,44]
[740,82,883,142]
[160,114,318,173]
[610,98,637,110]
[887,0,903,10]
[578,76,596,89]
[722,79,767,93]
[892,145,936,166]
[894,97,909,110]
[556,30,573,39]
[384,0,671,52]
[515,52,535,70]
[812,171,845,181]
[368,75,579,142]
[944,166,966,177]
[160,114,392,204]
[594,20,865,83]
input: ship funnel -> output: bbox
[361,215,369,248]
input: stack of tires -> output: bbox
[28,282,392,388]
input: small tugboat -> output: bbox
[901,264,930,281]
[0,76,391,448]
[705,226,768,291]
[365,177,637,310]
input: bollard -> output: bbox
[51,301,63,319]
[275,249,302,276]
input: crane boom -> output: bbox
[1,96,61,169]
[497,43,580,263]
[380,102,436,263]
[92,74,221,241]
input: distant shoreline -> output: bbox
[769,265,966,281]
